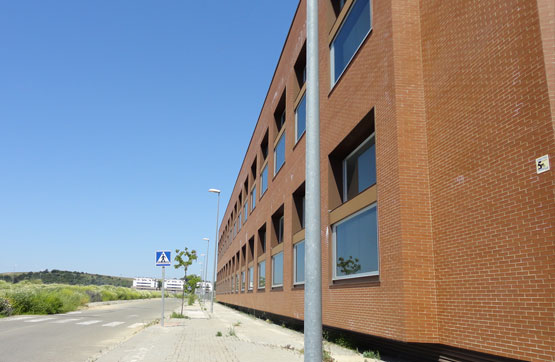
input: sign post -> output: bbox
[156,250,171,327]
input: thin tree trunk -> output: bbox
[181,268,187,315]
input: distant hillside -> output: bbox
[0,270,133,287]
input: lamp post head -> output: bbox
[203,237,209,241]
[208,188,221,194]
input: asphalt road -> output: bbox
[0,298,182,362]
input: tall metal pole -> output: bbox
[161,266,165,327]
[209,189,220,313]
[305,0,322,360]
[203,238,209,303]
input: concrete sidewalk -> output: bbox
[93,300,378,362]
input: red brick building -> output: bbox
[214,1,554,361]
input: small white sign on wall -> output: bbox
[536,155,550,174]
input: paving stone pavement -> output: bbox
[94,300,375,362]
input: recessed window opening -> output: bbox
[261,164,268,196]
[294,240,305,284]
[258,260,266,289]
[294,43,307,87]
[271,206,285,247]
[343,134,376,201]
[244,201,248,222]
[293,184,306,233]
[295,94,306,143]
[251,157,257,181]
[248,237,255,261]
[261,131,269,161]
[241,271,245,292]
[328,108,375,209]
[332,203,379,280]
[274,92,286,133]
[258,224,267,254]
[274,132,286,175]
[272,252,284,287]
[251,185,257,210]
[331,0,347,16]
[241,245,246,266]
[331,0,372,85]
[248,266,254,290]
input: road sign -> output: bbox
[156,251,171,266]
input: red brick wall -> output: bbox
[216,0,554,360]
[420,0,555,360]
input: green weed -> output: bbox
[363,350,381,359]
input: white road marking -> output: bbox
[76,320,102,325]
[26,317,56,323]
[102,321,125,327]
[7,316,33,321]
[66,311,82,315]
[127,322,144,329]
[52,318,81,324]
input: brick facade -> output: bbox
[214,1,555,361]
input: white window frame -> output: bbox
[332,203,379,281]
[271,252,284,288]
[342,133,375,202]
[274,132,286,176]
[330,0,373,88]
[293,240,305,285]
[295,92,306,143]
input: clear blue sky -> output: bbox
[0,0,300,280]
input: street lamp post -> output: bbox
[208,188,221,313]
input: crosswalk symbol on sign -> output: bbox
[156,251,171,266]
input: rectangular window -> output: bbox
[238,213,242,229]
[331,0,372,85]
[333,204,378,279]
[241,271,245,291]
[294,240,305,284]
[295,94,306,143]
[274,132,286,175]
[236,273,239,292]
[248,267,254,290]
[244,202,248,222]
[343,135,376,201]
[258,261,266,288]
[251,186,257,210]
[272,252,284,287]
[261,164,268,196]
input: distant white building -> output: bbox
[164,279,184,292]
[132,277,157,290]
[196,281,212,292]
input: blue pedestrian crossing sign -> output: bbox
[156,251,171,266]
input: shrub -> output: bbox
[0,297,13,316]
[170,312,188,319]
[187,294,196,306]
[363,350,381,359]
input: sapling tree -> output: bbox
[174,247,197,315]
